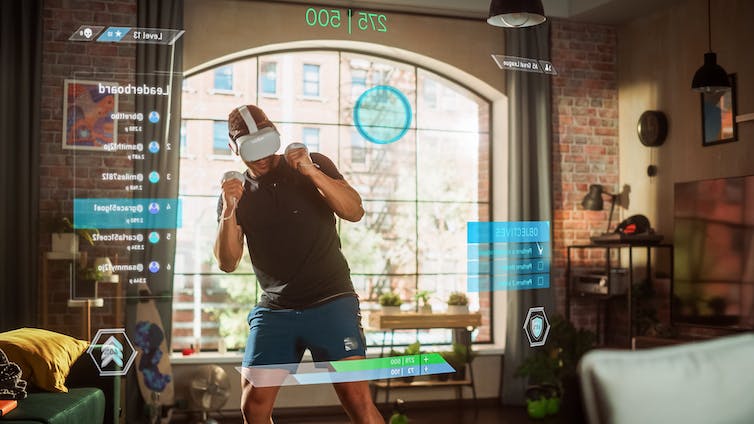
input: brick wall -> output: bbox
[550,20,622,342]
[40,0,137,338]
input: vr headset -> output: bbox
[235,105,281,162]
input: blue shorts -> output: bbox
[241,295,366,368]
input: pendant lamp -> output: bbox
[487,0,546,28]
[691,0,730,92]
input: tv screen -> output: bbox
[673,175,754,329]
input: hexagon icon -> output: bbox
[87,328,137,376]
[523,306,550,347]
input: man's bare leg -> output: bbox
[332,356,384,424]
[240,367,288,424]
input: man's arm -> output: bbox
[214,179,245,272]
[287,149,364,222]
[305,170,364,222]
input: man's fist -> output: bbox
[285,143,317,176]
[221,176,244,212]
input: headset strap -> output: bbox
[237,105,258,133]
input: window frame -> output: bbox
[175,50,494,352]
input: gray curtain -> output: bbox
[130,0,184,347]
[0,0,42,331]
[501,22,555,405]
[125,1,183,420]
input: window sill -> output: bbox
[208,89,241,96]
[260,93,279,99]
[297,95,327,102]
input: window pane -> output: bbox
[417,202,489,274]
[302,127,320,151]
[212,121,229,155]
[339,127,416,201]
[182,57,257,120]
[260,62,277,94]
[257,52,338,125]
[172,274,259,352]
[417,130,489,202]
[213,65,233,91]
[340,200,416,275]
[350,130,367,164]
[175,195,255,274]
[417,69,489,133]
[339,53,417,129]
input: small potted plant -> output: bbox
[399,342,421,383]
[379,292,403,315]
[440,342,474,381]
[74,265,104,298]
[516,350,561,419]
[51,217,98,254]
[446,292,469,314]
[515,315,596,420]
[414,290,433,313]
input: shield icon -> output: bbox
[530,316,544,340]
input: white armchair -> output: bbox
[578,333,754,424]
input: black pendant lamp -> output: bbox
[691,0,730,92]
[487,0,546,28]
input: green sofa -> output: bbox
[0,346,120,424]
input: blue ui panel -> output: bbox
[467,221,551,292]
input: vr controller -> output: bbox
[221,171,246,210]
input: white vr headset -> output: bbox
[235,105,281,162]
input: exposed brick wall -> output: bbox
[39,0,137,338]
[550,20,621,342]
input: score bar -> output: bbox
[69,25,184,45]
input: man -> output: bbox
[214,104,383,424]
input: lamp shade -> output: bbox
[691,52,730,93]
[581,185,604,211]
[487,0,546,28]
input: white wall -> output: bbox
[617,0,754,235]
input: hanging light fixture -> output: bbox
[691,0,730,92]
[487,0,546,28]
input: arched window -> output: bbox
[173,50,491,351]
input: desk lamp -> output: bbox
[582,184,618,234]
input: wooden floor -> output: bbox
[204,403,577,424]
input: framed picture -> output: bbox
[701,73,737,146]
[62,79,118,151]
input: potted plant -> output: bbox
[440,342,474,381]
[379,292,403,315]
[446,292,469,314]
[414,290,433,313]
[399,342,421,383]
[515,315,596,420]
[73,265,104,298]
[51,217,98,254]
[516,350,561,418]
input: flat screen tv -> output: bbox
[673,175,754,329]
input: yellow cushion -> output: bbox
[0,328,88,393]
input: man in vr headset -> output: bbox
[214,104,382,423]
